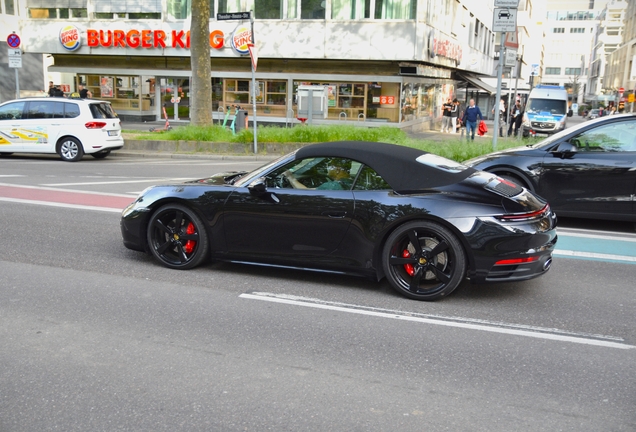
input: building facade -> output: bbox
[541,0,609,106]
[602,0,636,109]
[15,0,501,129]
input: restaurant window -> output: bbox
[245,0,283,18]
[167,0,191,19]
[218,0,242,13]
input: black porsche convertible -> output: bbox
[121,141,557,301]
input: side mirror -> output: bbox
[553,142,578,158]
[248,177,267,195]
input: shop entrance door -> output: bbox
[158,77,190,120]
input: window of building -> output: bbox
[553,27,564,33]
[4,0,15,14]
[545,67,561,75]
[570,28,585,33]
[299,0,324,18]
[167,0,190,19]
[374,0,414,19]
[27,0,88,18]
[94,0,161,17]
[332,0,369,19]
[565,67,582,75]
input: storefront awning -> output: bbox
[457,72,496,95]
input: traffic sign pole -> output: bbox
[493,32,505,151]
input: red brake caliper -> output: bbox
[184,222,196,254]
[402,249,415,276]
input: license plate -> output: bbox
[108,131,118,136]
[534,133,548,137]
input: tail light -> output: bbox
[497,204,550,222]
[85,121,107,129]
[494,256,540,266]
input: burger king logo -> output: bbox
[231,25,251,56]
[59,25,81,51]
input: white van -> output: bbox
[521,85,573,137]
[0,96,124,161]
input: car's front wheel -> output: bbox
[383,221,466,301]
[57,137,84,162]
[147,204,209,269]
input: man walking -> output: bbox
[450,99,460,134]
[462,99,483,141]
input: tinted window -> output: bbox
[570,120,636,152]
[266,157,355,190]
[89,103,117,119]
[0,102,25,120]
[25,101,58,119]
[52,102,65,118]
[64,102,81,118]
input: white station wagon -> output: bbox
[0,96,124,161]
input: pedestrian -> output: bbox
[508,101,524,137]
[441,98,453,132]
[492,97,506,137]
[53,85,65,97]
[47,81,55,97]
[462,99,483,141]
[78,84,92,99]
[450,98,460,134]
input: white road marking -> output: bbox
[0,175,25,177]
[558,227,636,241]
[42,178,194,186]
[240,292,635,350]
[554,249,636,263]
[0,197,121,213]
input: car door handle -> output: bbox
[322,211,347,218]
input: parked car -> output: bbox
[465,114,636,222]
[587,108,600,119]
[0,96,123,161]
[121,141,557,301]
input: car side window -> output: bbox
[25,101,58,119]
[64,103,81,118]
[352,165,391,190]
[0,102,25,120]
[571,120,636,152]
[265,157,356,190]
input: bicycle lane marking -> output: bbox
[0,183,134,213]
[555,229,636,264]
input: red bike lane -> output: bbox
[0,184,135,211]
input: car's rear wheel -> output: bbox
[383,221,466,301]
[91,150,111,159]
[147,204,209,269]
[57,137,84,162]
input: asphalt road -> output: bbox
[0,155,634,431]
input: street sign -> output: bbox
[493,8,517,32]
[217,12,251,20]
[7,33,20,48]
[247,43,258,72]
[504,29,519,48]
[494,0,519,7]
[504,49,517,67]
[8,47,21,68]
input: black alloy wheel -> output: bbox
[147,204,210,269]
[383,221,466,301]
[57,137,84,162]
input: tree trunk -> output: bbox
[190,0,212,125]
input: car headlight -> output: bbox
[522,113,530,127]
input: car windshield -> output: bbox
[526,98,567,115]
[233,152,297,187]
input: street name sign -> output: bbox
[493,8,517,32]
[217,12,251,20]
[494,0,519,7]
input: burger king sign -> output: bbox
[60,25,81,51]
[231,25,251,56]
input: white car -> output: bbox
[0,97,124,161]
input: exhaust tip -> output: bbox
[543,257,553,271]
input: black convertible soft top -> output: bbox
[295,141,476,190]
